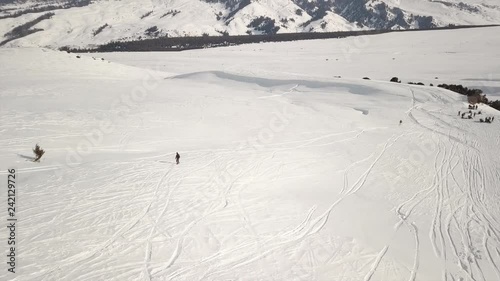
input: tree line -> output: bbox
[60,24,499,53]
[0,0,90,19]
[0,12,55,46]
[438,84,500,111]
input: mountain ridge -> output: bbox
[0,0,499,48]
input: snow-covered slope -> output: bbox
[1,27,500,280]
[0,0,499,48]
[103,26,500,98]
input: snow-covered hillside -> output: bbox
[0,0,499,48]
[103,26,500,99]
[1,27,500,280]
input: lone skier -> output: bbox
[399,120,402,125]
[175,152,180,165]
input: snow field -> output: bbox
[0,27,500,280]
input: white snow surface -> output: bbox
[1,27,500,280]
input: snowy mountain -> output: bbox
[0,0,499,48]
[1,26,500,280]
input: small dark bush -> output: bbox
[160,9,181,18]
[390,77,400,83]
[145,26,160,37]
[247,16,280,35]
[93,23,109,36]
[140,11,153,19]
[33,144,45,162]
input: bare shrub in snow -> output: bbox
[33,144,45,162]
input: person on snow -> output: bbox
[458,111,461,116]
[175,152,180,165]
[399,120,402,125]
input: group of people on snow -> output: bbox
[458,104,495,123]
[481,116,495,123]
[458,110,479,119]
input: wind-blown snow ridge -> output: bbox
[171,70,383,93]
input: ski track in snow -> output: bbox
[4,90,500,281]
[390,89,500,281]
[5,85,500,281]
